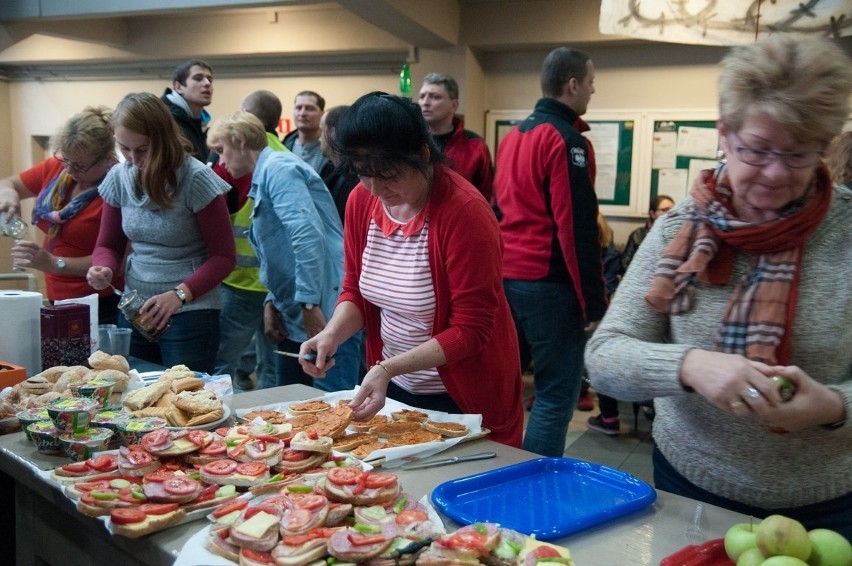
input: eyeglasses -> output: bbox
[53,151,101,174]
[729,135,824,169]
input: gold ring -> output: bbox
[729,400,745,409]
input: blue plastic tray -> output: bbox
[431,457,656,540]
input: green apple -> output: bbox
[727,522,761,561]
[761,557,809,566]
[806,528,852,566]
[737,547,765,566]
[757,515,812,561]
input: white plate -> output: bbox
[165,404,231,432]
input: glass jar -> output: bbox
[117,289,170,342]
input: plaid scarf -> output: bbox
[32,168,99,250]
[645,163,832,365]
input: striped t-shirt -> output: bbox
[359,207,444,395]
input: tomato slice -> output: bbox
[61,462,92,474]
[186,430,210,447]
[348,533,386,546]
[240,549,274,564]
[235,462,268,477]
[162,476,198,495]
[144,470,175,483]
[110,508,147,525]
[529,546,562,559]
[202,459,238,476]
[124,449,153,467]
[211,498,248,518]
[139,502,180,515]
[282,532,320,546]
[396,509,429,525]
[199,440,226,456]
[87,454,118,472]
[214,427,231,438]
[327,467,361,486]
[76,479,113,493]
[228,437,251,458]
[244,505,278,520]
[444,531,490,554]
[292,494,326,512]
[117,486,146,504]
[281,448,310,462]
[193,483,220,502]
[364,472,397,489]
[141,429,171,450]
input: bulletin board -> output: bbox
[485,109,642,215]
[646,112,719,204]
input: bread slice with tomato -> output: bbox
[272,527,339,566]
[323,468,401,506]
[199,458,272,487]
[50,453,120,484]
[141,470,204,504]
[109,503,187,539]
[279,493,330,536]
[228,504,284,551]
[117,445,161,477]
[326,522,400,563]
[141,428,213,457]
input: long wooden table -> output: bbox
[1,383,750,566]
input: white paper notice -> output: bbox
[652,131,677,169]
[584,122,620,201]
[687,159,718,191]
[657,169,689,201]
[676,126,718,159]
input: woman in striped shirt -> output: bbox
[299,92,524,447]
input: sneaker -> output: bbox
[587,414,620,435]
[576,392,594,412]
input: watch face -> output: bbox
[56,258,66,269]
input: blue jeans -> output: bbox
[119,308,220,374]
[653,447,852,539]
[504,279,588,457]
[264,331,363,393]
[214,285,276,386]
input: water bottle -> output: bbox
[1,215,28,239]
[399,62,412,98]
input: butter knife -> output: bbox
[401,451,496,470]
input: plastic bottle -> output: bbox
[399,62,412,98]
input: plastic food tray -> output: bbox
[431,457,656,540]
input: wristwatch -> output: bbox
[301,303,316,310]
[173,287,187,305]
[55,257,66,271]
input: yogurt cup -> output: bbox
[46,397,99,434]
[16,408,50,441]
[27,420,63,455]
[77,379,115,409]
[91,410,129,448]
[115,416,168,446]
[58,427,114,461]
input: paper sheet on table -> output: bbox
[235,387,484,469]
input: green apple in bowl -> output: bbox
[736,547,765,566]
[760,557,809,565]
[757,515,812,561]
[806,528,851,566]
[726,522,760,561]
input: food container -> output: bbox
[27,420,63,455]
[58,427,113,461]
[16,408,51,440]
[46,397,99,434]
[115,416,168,446]
[76,379,114,409]
[91,410,129,448]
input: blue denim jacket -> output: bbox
[248,147,344,342]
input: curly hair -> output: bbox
[53,106,115,161]
[718,36,852,147]
[207,111,267,153]
[825,130,852,187]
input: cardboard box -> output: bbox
[0,361,26,388]
[41,304,91,370]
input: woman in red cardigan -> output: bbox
[299,92,524,447]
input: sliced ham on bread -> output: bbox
[198,458,272,487]
[109,503,186,538]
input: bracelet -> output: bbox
[373,360,393,378]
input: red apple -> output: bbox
[756,515,812,561]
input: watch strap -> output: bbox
[173,287,187,305]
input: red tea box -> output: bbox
[41,304,90,370]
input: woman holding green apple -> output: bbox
[586,36,852,538]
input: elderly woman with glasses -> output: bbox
[586,37,852,536]
[0,106,123,323]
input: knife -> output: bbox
[400,451,496,470]
[274,351,329,363]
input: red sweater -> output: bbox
[339,165,524,447]
[19,158,124,300]
[442,117,494,202]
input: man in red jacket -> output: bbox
[494,47,607,457]
[418,73,494,202]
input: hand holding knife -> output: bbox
[274,351,331,363]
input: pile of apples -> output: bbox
[724,514,851,566]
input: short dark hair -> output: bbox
[323,105,349,131]
[540,47,590,98]
[242,90,282,133]
[422,72,459,100]
[651,194,675,212]
[172,59,213,85]
[294,90,325,111]
[333,92,442,179]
